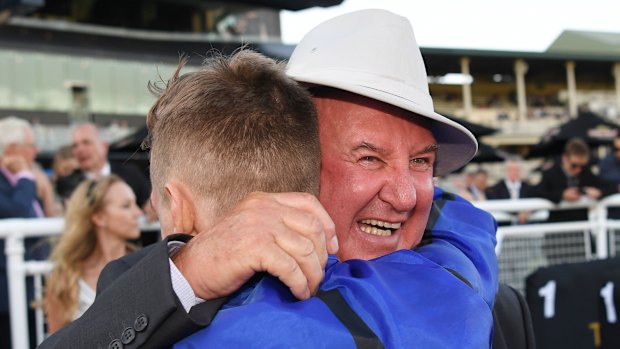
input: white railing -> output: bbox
[0,218,160,349]
[474,194,620,293]
[4,195,620,348]
[474,194,620,259]
[1,218,63,349]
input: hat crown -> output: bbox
[287,9,433,111]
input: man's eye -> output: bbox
[360,156,378,162]
[411,158,432,170]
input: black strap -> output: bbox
[316,289,385,349]
[420,191,455,246]
[419,192,474,290]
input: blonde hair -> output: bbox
[44,175,134,325]
[145,49,320,217]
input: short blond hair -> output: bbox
[146,50,320,216]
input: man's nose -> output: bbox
[378,167,416,213]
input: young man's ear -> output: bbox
[164,181,197,235]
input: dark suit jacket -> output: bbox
[492,284,536,349]
[110,162,151,208]
[527,162,614,221]
[55,162,151,208]
[37,235,226,349]
[486,180,533,200]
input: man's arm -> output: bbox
[39,192,336,348]
[39,235,227,349]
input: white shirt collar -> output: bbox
[85,161,111,179]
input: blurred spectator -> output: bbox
[598,135,620,192]
[71,123,151,209]
[0,116,53,348]
[52,145,79,180]
[0,117,57,217]
[0,116,43,218]
[487,157,535,224]
[437,174,475,201]
[486,157,533,200]
[528,137,613,222]
[55,170,86,208]
[528,138,614,264]
[51,145,81,208]
[44,175,142,334]
[467,168,489,201]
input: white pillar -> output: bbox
[514,59,528,122]
[566,60,578,117]
[460,57,473,117]
[613,63,620,116]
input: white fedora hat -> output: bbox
[286,9,477,176]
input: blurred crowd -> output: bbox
[0,116,152,347]
[438,136,620,224]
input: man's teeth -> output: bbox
[361,219,401,229]
[360,219,402,236]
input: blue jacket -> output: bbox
[0,169,39,314]
[0,169,38,219]
[175,188,498,348]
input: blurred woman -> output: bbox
[44,175,142,333]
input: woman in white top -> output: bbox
[44,175,142,334]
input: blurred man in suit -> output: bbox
[70,123,151,209]
[487,157,532,200]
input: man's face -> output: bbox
[562,153,589,177]
[20,129,37,164]
[72,125,108,172]
[505,161,521,182]
[4,128,37,165]
[316,94,437,261]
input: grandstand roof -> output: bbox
[238,0,344,11]
[546,30,620,57]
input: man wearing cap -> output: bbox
[40,10,505,349]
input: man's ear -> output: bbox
[164,181,197,235]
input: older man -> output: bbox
[40,10,507,349]
[70,123,151,207]
[0,116,55,348]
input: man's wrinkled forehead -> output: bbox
[311,88,432,130]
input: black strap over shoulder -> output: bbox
[316,289,384,349]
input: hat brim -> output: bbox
[290,69,478,176]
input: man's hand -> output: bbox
[2,154,30,174]
[562,187,581,202]
[172,192,338,301]
[583,186,602,200]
